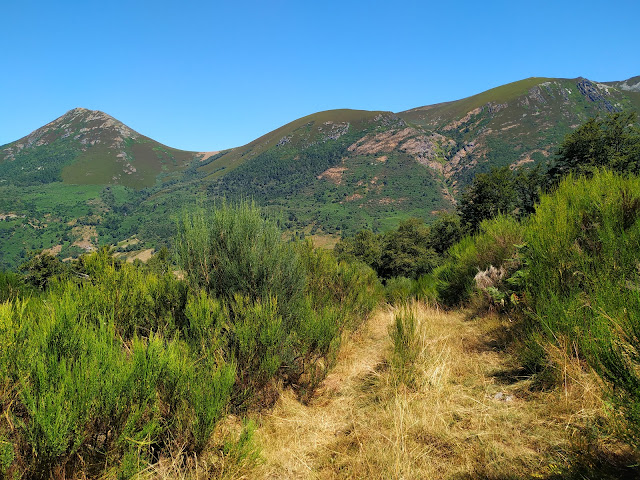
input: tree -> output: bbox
[547,111,640,184]
[458,165,546,232]
[458,166,518,232]
[20,252,70,290]
[427,212,463,255]
[334,229,382,269]
[378,218,439,280]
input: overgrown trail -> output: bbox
[254,307,395,479]
[252,304,619,479]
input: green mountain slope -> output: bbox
[1,76,638,269]
[399,76,640,186]
[203,109,450,234]
[0,108,198,189]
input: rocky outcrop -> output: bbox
[576,79,618,112]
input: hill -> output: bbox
[0,76,639,269]
[0,107,199,189]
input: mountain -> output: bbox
[0,76,639,269]
[198,76,640,233]
[0,107,199,189]
[399,77,640,186]
[604,75,640,92]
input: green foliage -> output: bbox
[390,308,420,386]
[0,198,384,477]
[0,271,29,302]
[548,111,640,182]
[334,229,382,269]
[0,437,14,477]
[70,247,188,338]
[458,166,543,232]
[20,252,72,290]
[0,283,234,476]
[385,277,414,305]
[383,274,440,306]
[175,201,383,403]
[221,419,261,472]
[0,138,82,186]
[336,216,460,282]
[227,295,288,403]
[522,171,640,433]
[412,274,440,304]
[299,240,383,325]
[434,215,523,306]
[175,200,306,326]
[378,218,440,279]
[427,212,463,255]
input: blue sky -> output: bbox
[1,0,639,151]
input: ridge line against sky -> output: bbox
[1,0,639,152]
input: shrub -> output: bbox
[385,277,414,305]
[522,170,640,440]
[300,240,382,327]
[435,215,523,306]
[0,271,29,302]
[175,200,306,327]
[2,279,234,476]
[64,248,188,339]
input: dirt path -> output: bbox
[254,307,395,479]
[252,304,620,479]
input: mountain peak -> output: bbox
[2,108,141,161]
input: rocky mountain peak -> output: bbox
[2,108,141,161]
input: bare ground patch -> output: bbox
[317,166,348,185]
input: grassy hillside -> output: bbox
[0,108,198,189]
[1,76,639,269]
[400,77,640,187]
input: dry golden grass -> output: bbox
[245,303,632,479]
[130,416,259,480]
[252,307,395,479]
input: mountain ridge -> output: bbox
[0,75,638,269]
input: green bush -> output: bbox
[435,214,523,306]
[385,277,414,305]
[300,240,382,327]
[525,170,640,337]
[0,271,29,302]
[413,274,440,305]
[0,200,386,477]
[1,279,234,476]
[175,200,306,327]
[70,248,188,339]
[522,170,640,440]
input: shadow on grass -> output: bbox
[451,449,640,480]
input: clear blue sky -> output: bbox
[1,0,639,151]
